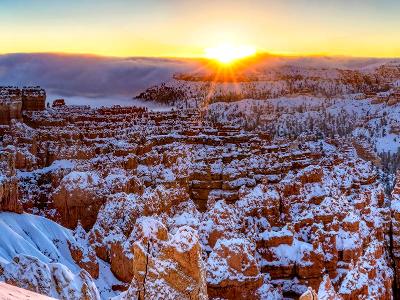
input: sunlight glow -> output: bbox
[204,44,256,64]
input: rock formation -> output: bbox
[0,254,100,300]
[1,85,400,299]
[0,150,22,213]
[21,87,46,111]
[116,220,208,300]
[0,87,45,125]
[391,170,400,297]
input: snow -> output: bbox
[60,171,101,190]
[0,282,55,300]
[343,212,360,223]
[168,211,200,234]
[2,57,400,298]
[206,238,259,285]
[336,229,362,251]
[17,159,75,179]
[0,212,121,299]
[167,226,198,253]
[259,226,293,241]
[133,216,166,240]
[0,213,76,268]
[47,93,173,112]
[257,279,282,300]
[205,91,400,155]
[376,134,400,154]
[391,199,400,213]
[262,239,314,267]
[304,183,326,202]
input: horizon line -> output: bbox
[0,51,399,61]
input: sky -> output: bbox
[1,0,400,58]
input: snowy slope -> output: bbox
[0,282,55,300]
[206,96,400,154]
[0,212,121,299]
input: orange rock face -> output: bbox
[0,87,45,125]
[0,100,22,125]
[21,88,46,111]
[391,171,400,298]
[0,176,22,213]
[68,224,99,279]
[52,171,105,229]
[126,220,208,300]
[0,151,22,213]
[109,242,134,283]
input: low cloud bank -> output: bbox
[0,53,196,97]
[0,53,396,99]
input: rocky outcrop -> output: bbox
[68,224,99,279]
[0,151,22,213]
[0,175,21,213]
[52,171,105,229]
[391,171,400,298]
[0,87,45,125]
[0,255,100,300]
[317,275,342,300]
[0,99,22,125]
[338,242,392,299]
[118,219,208,300]
[206,238,263,299]
[299,288,318,300]
[2,102,398,299]
[21,87,46,111]
[0,212,107,300]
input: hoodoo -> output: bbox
[0,87,399,298]
[0,86,45,125]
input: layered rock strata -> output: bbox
[0,102,396,299]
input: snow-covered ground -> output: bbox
[206,95,400,155]
[46,94,173,111]
[0,282,55,300]
[0,212,121,300]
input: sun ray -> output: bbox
[204,44,256,65]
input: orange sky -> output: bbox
[1,0,400,58]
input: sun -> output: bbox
[204,43,256,64]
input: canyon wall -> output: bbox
[0,101,396,299]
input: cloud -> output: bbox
[0,53,396,99]
[0,53,197,97]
